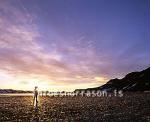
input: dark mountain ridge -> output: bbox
[75,67,150,92]
[0,89,32,94]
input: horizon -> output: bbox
[0,66,149,92]
[0,0,150,91]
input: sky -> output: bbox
[0,0,150,91]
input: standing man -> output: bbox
[33,86,38,106]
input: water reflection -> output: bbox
[0,93,33,96]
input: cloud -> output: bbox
[2,0,149,91]
[0,1,108,91]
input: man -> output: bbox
[33,86,38,105]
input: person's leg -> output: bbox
[36,95,38,104]
[33,95,35,105]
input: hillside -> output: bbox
[0,89,33,94]
[75,67,150,92]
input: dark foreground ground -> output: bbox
[0,93,150,122]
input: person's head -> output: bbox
[35,86,38,90]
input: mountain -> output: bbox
[75,67,150,92]
[0,89,33,94]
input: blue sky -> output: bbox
[0,0,150,91]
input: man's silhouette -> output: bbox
[33,86,38,106]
